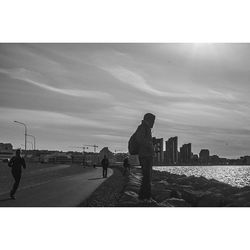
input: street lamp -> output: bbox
[27,134,36,150]
[14,120,27,157]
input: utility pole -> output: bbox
[27,134,36,150]
[14,121,27,157]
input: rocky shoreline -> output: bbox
[118,168,250,207]
[80,167,128,207]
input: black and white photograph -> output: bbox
[1,1,250,250]
[1,43,250,207]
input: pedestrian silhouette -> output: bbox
[8,149,26,199]
[123,157,131,176]
[101,155,109,178]
[129,113,155,201]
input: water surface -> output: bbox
[154,165,250,187]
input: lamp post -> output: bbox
[14,120,27,157]
[27,134,36,150]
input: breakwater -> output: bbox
[118,168,250,207]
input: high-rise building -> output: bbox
[153,137,163,165]
[199,149,210,164]
[165,136,178,165]
[180,143,192,164]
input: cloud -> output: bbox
[98,65,237,102]
[0,107,117,130]
[0,68,112,100]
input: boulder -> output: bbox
[181,189,208,206]
[152,181,170,191]
[232,190,250,201]
[197,192,225,207]
[119,190,140,206]
[159,200,174,207]
[137,198,160,207]
[226,199,250,207]
[152,189,172,202]
[170,189,182,199]
[125,183,140,193]
[163,198,191,207]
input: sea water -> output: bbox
[153,165,250,187]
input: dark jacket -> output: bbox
[101,158,109,169]
[8,156,26,171]
[135,120,154,157]
[123,158,130,168]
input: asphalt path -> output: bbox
[0,167,113,207]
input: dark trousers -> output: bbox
[103,167,108,178]
[139,156,153,200]
[11,169,22,196]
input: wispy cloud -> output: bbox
[0,107,116,130]
[98,65,236,102]
[0,68,112,100]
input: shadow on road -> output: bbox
[88,177,104,181]
[0,198,12,202]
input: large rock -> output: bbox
[170,189,182,199]
[137,198,160,207]
[163,198,191,207]
[197,192,225,207]
[152,189,172,202]
[232,190,250,201]
[152,180,170,191]
[181,189,209,206]
[226,199,250,207]
[118,190,140,207]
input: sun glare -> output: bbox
[191,43,218,59]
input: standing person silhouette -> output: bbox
[101,155,109,178]
[123,157,131,176]
[8,149,26,199]
[136,113,155,201]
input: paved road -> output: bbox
[0,167,113,207]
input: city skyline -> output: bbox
[1,44,250,158]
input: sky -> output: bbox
[1,43,250,158]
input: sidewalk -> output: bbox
[0,167,113,207]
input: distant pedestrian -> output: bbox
[123,157,131,176]
[101,155,109,178]
[129,113,155,201]
[8,149,26,199]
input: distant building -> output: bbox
[191,154,199,164]
[165,136,178,165]
[99,147,114,163]
[153,137,164,165]
[199,149,210,164]
[240,156,250,165]
[0,143,14,161]
[209,155,221,165]
[0,143,13,151]
[71,153,84,163]
[85,152,99,166]
[180,143,192,164]
[114,153,128,163]
[42,153,71,164]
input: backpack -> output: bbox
[128,130,139,155]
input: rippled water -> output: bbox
[153,165,250,187]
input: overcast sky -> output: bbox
[1,43,250,157]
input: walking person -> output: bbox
[101,155,109,178]
[123,157,131,176]
[8,149,26,199]
[129,113,155,201]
